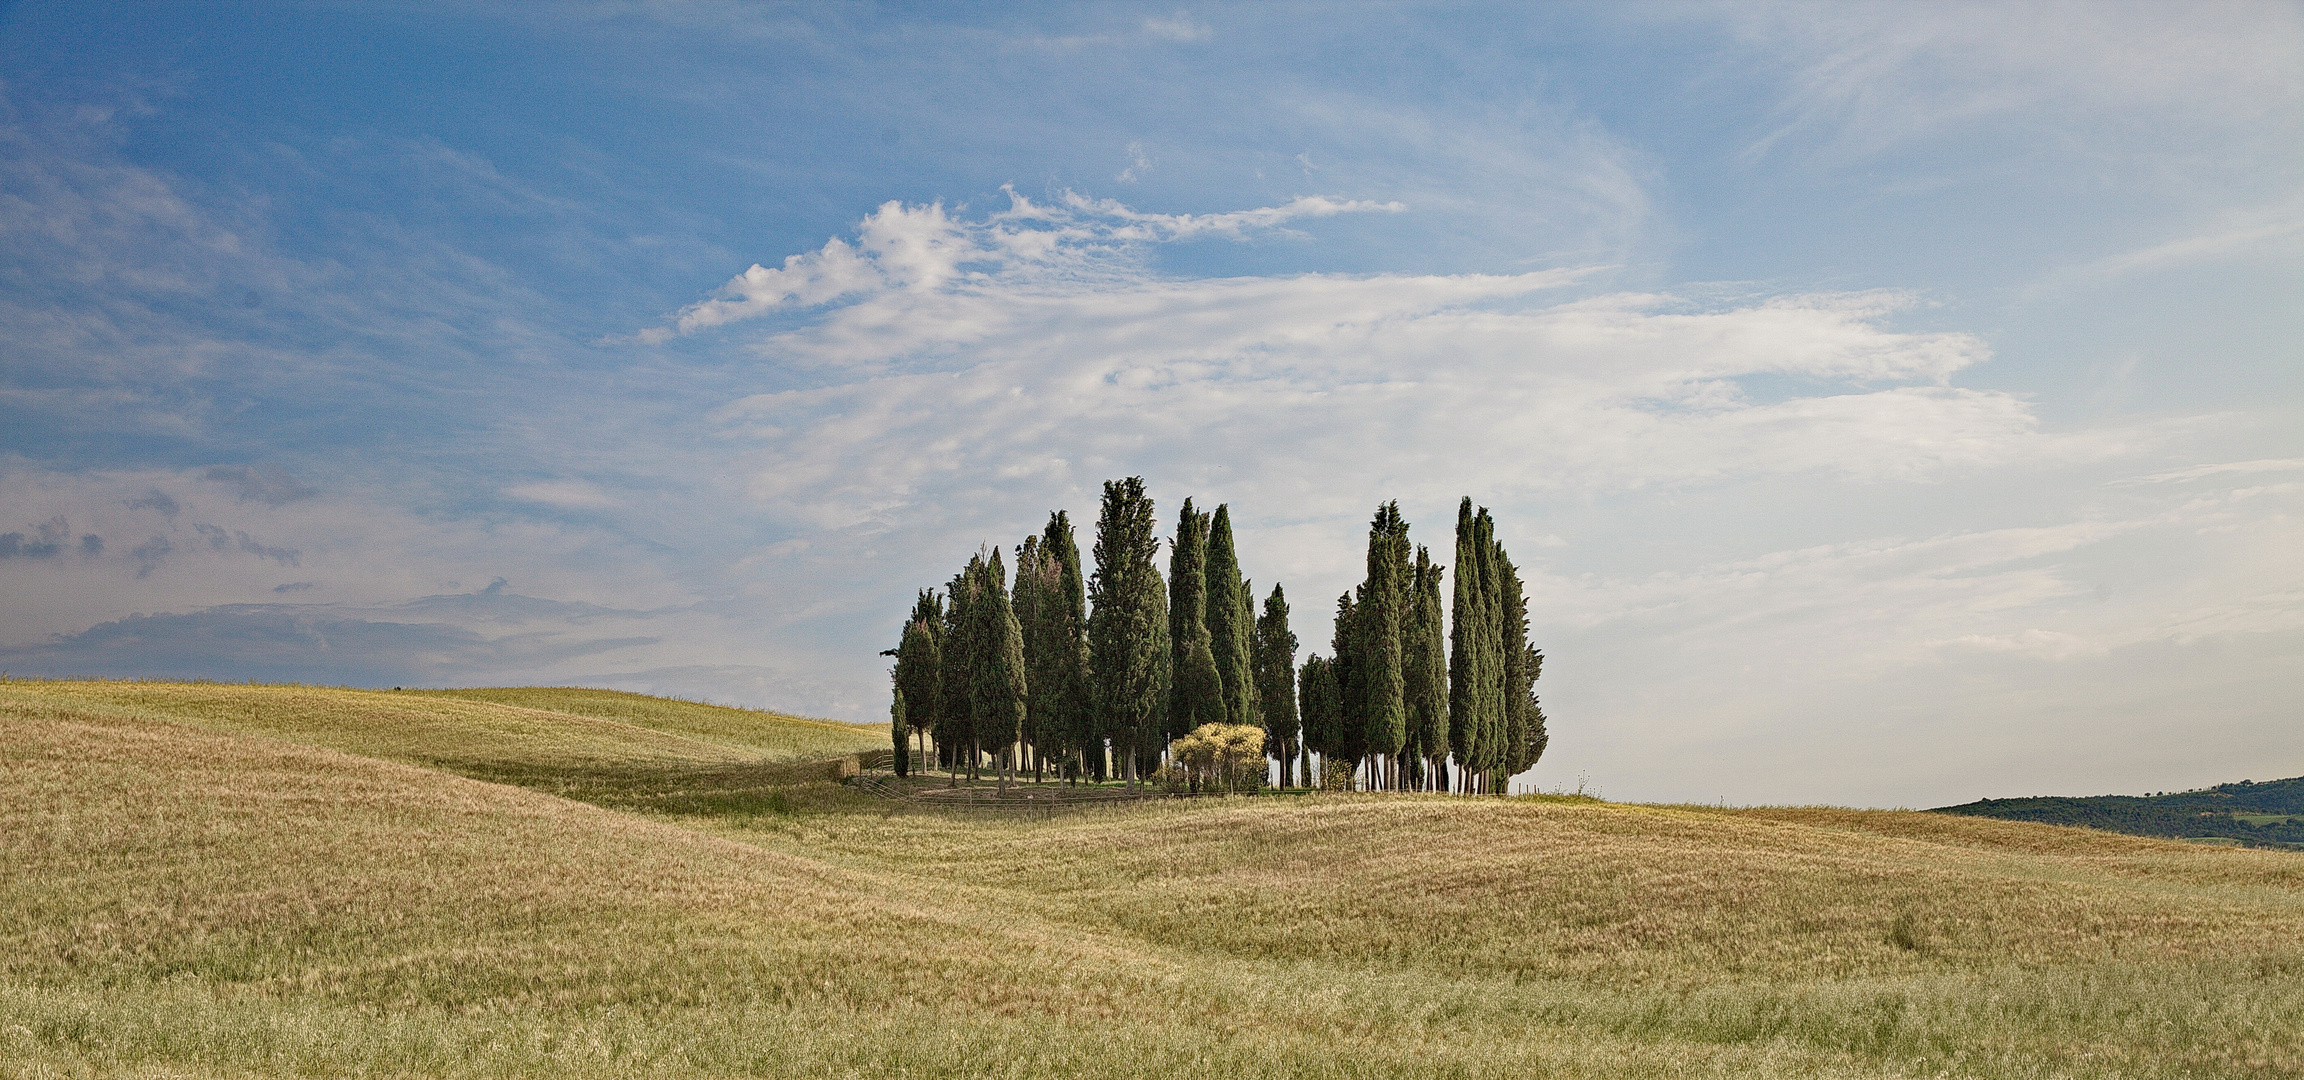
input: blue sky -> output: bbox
[2,1,2298,806]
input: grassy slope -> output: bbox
[5,681,2303,1079]
[411,686,882,759]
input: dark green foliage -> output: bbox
[1088,477,1170,784]
[1204,505,1257,728]
[1035,511,1092,779]
[1403,545,1448,787]
[1354,503,1410,787]
[888,682,908,777]
[1933,776,2304,848]
[1328,592,1367,769]
[1521,646,1548,773]
[1254,584,1300,787]
[1175,637,1225,732]
[1167,499,1222,739]
[1497,550,1536,780]
[1448,500,1536,793]
[1013,534,1053,759]
[1297,654,1340,784]
[893,591,943,773]
[966,547,1029,788]
[939,566,978,773]
[893,482,1547,795]
[1448,499,1487,789]
[1015,524,1090,779]
[1475,508,1507,786]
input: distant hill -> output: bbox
[1931,776,2304,848]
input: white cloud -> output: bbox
[1143,14,1212,43]
[657,201,2030,532]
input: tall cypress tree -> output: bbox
[1040,510,1092,782]
[1355,502,1409,790]
[1329,592,1366,783]
[1448,499,1491,794]
[1204,504,1256,728]
[941,564,979,779]
[1014,533,1052,777]
[1495,548,1527,792]
[1253,583,1299,787]
[1297,654,1339,788]
[970,547,1029,793]
[1088,478,1168,788]
[1474,509,1507,792]
[1168,499,1223,738]
[1403,545,1448,791]
[892,592,942,778]
[1492,548,1550,788]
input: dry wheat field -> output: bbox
[3,679,2301,1079]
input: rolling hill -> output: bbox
[4,679,2301,1078]
[1932,776,2304,848]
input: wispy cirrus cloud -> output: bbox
[1706,0,2304,163]
[635,189,1405,343]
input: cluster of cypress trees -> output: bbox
[1297,499,1546,792]
[888,480,1543,793]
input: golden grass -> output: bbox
[411,686,883,759]
[4,681,2302,1078]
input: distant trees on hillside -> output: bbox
[887,478,1548,793]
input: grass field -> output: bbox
[4,679,2302,1078]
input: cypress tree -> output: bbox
[1448,499,1490,794]
[1014,534,1051,777]
[1253,584,1300,788]
[889,682,908,777]
[1040,511,1092,782]
[1474,509,1507,792]
[970,547,1029,794]
[1356,502,1409,790]
[893,595,943,778]
[941,565,978,780]
[1492,549,1549,788]
[1329,592,1367,784]
[1496,549,1528,791]
[1403,545,1448,791]
[1088,478,1168,789]
[1297,654,1340,788]
[894,590,943,775]
[1204,504,1256,728]
[1167,499,1220,740]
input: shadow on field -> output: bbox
[441,755,880,818]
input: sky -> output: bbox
[1,1,2298,807]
